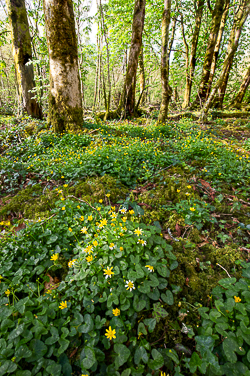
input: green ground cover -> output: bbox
[1,115,250,375]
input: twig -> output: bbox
[168,228,180,242]
[67,195,103,218]
[216,263,231,278]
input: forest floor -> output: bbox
[1,114,250,375]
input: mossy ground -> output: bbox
[1,114,250,357]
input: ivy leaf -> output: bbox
[189,352,202,373]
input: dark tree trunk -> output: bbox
[118,0,146,117]
[229,65,250,109]
[138,46,146,105]
[158,0,172,122]
[43,0,83,133]
[6,0,42,119]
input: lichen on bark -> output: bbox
[44,0,83,133]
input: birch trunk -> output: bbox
[118,0,146,116]
[229,65,250,109]
[6,0,42,119]
[182,0,205,109]
[43,0,83,133]
[138,47,146,105]
[158,0,172,123]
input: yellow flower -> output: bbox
[5,289,10,296]
[109,243,115,250]
[105,326,116,340]
[129,210,134,215]
[59,301,67,310]
[190,207,195,212]
[0,275,3,279]
[77,205,80,209]
[61,207,65,211]
[187,185,192,189]
[120,247,124,251]
[112,308,120,316]
[99,199,103,203]
[125,280,135,291]
[63,184,68,188]
[177,189,180,193]
[61,197,65,201]
[81,227,87,234]
[80,216,84,221]
[134,228,143,236]
[68,259,77,268]
[145,265,154,272]
[234,296,241,303]
[122,217,127,223]
[86,255,93,262]
[88,215,93,221]
[93,240,98,247]
[68,228,73,232]
[161,372,167,376]
[97,207,101,211]
[103,266,114,279]
[61,176,64,178]
[106,194,110,197]
[50,253,59,261]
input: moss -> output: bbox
[24,122,38,135]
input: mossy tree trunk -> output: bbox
[194,0,225,106]
[6,0,42,119]
[206,0,230,99]
[138,47,146,105]
[43,0,83,133]
[201,1,250,119]
[212,1,249,109]
[182,0,204,109]
[158,0,172,123]
[229,65,250,109]
[118,0,146,117]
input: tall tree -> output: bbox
[201,1,250,118]
[158,0,172,122]
[182,0,205,109]
[193,0,225,106]
[206,0,230,99]
[43,0,83,133]
[138,47,146,105]
[229,65,250,108]
[6,0,42,118]
[213,0,249,108]
[118,0,146,117]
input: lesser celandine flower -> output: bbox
[61,207,65,211]
[134,228,143,236]
[5,289,10,296]
[86,255,93,262]
[103,266,114,279]
[106,193,110,197]
[125,280,135,291]
[59,301,67,309]
[190,207,195,212]
[88,215,93,221]
[50,254,59,261]
[234,296,241,303]
[81,227,87,234]
[109,243,115,250]
[80,216,84,221]
[68,259,77,267]
[119,207,127,214]
[145,265,154,272]
[105,326,116,340]
[112,308,120,316]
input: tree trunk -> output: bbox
[201,1,250,118]
[182,0,205,109]
[138,47,146,105]
[206,0,230,99]
[43,0,83,133]
[158,0,172,123]
[6,0,42,119]
[229,65,250,109]
[118,0,146,117]
[210,1,250,110]
[194,0,225,105]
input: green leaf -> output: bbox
[138,322,147,335]
[81,346,96,369]
[47,234,58,244]
[107,293,119,308]
[121,369,131,376]
[78,314,94,333]
[143,318,156,333]
[133,294,146,312]
[134,346,149,365]
[223,337,239,363]
[15,344,32,359]
[218,278,236,289]
[58,337,70,355]
[45,326,59,345]
[0,360,17,375]
[71,311,83,326]
[156,265,169,278]
[148,349,164,370]
[135,264,145,278]
[189,352,202,373]
[46,362,62,376]
[162,290,174,305]
[8,323,25,340]
[114,344,131,369]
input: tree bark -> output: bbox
[194,0,225,105]
[43,0,83,133]
[158,0,172,123]
[182,0,205,109]
[206,0,230,99]
[6,0,42,119]
[138,46,146,105]
[118,0,146,117]
[201,1,250,118]
[229,65,250,109]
